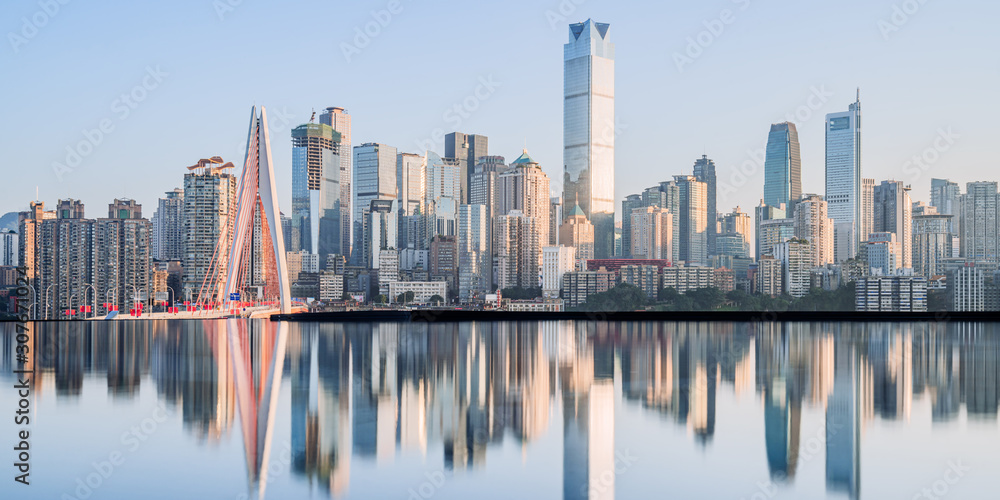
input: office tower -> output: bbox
[494,210,542,290]
[151,188,184,261]
[629,206,673,260]
[758,218,795,260]
[1,228,16,266]
[864,232,899,275]
[774,239,812,298]
[542,245,576,299]
[756,256,783,297]
[856,276,928,311]
[426,151,461,238]
[17,201,55,295]
[793,194,835,267]
[860,178,875,248]
[94,199,152,313]
[183,157,237,302]
[445,132,488,204]
[763,122,802,209]
[319,107,353,260]
[872,180,913,269]
[469,155,508,290]
[692,155,718,255]
[36,199,93,317]
[825,92,863,262]
[397,152,426,250]
[549,197,562,246]
[912,214,953,277]
[353,143,397,265]
[560,202,596,262]
[960,181,999,261]
[291,121,342,263]
[458,204,489,301]
[930,178,961,235]
[366,199,397,270]
[564,19,615,259]
[673,175,708,266]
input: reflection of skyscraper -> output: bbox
[826,336,869,500]
[564,19,615,259]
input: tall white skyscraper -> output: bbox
[564,19,615,259]
[320,107,352,261]
[397,152,426,250]
[825,92,863,262]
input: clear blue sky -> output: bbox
[2,0,998,219]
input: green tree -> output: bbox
[573,283,648,311]
[429,294,445,305]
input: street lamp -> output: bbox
[44,284,56,320]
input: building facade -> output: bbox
[763,122,802,209]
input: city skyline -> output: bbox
[3,0,995,223]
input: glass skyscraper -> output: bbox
[563,19,615,259]
[763,122,801,210]
[291,123,342,264]
[825,92,863,262]
[692,155,718,255]
[353,143,397,266]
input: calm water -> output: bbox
[1,320,999,500]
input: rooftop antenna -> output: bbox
[309,109,316,123]
[35,186,38,202]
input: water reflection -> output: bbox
[2,321,999,499]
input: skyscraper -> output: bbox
[17,201,54,296]
[458,204,488,301]
[0,228,17,266]
[763,122,802,210]
[94,199,152,313]
[793,194,835,268]
[629,206,673,261]
[152,188,184,261]
[873,180,913,269]
[912,214,952,278]
[291,122,342,263]
[183,157,237,302]
[353,143,397,265]
[498,150,551,251]
[825,92,863,262]
[960,181,999,261]
[693,155,718,255]
[673,175,708,266]
[397,152,426,250]
[564,19,615,259]
[469,155,508,290]
[930,178,961,235]
[860,178,875,245]
[445,132,488,204]
[37,199,92,317]
[560,202,595,261]
[319,107,353,261]
[425,151,461,238]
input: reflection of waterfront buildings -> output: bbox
[4,321,1000,499]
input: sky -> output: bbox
[2,0,999,221]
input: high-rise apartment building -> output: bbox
[549,197,562,246]
[560,202,595,261]
[763,122,802,210]
[793,194,835,267]
[353,143,397,265]
[1,229,17,267]
[152,188,184,261]
[365,199,398,270]
[94,199,152,313]
[498,150,551,255]
[912,214,953,278]
[458,204,489,301]
[755,202,787,260]
[629,206,673,261]
[825,92,863,262]
[425,151,461,239]
[564,19,615,258]
[542,245,576,299]
[494,210,542,290]
[692,155,718,255]
[960,181,999,261]
[775,239,813,298]
[17,201,55,294]
[860,178,875,248]
[758,218,795,261]
[872,180,913,269]
[470,155,508,289]
[182,157,237,302]
[292,122,342,263]
[930,178,960,235]
[319,107,352,261]
[756,256,783,297]
[720,207,752,259]
[856,276,927,311]
[444,132,488,204]
[37,199,92,317]
[673,175,708,266]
